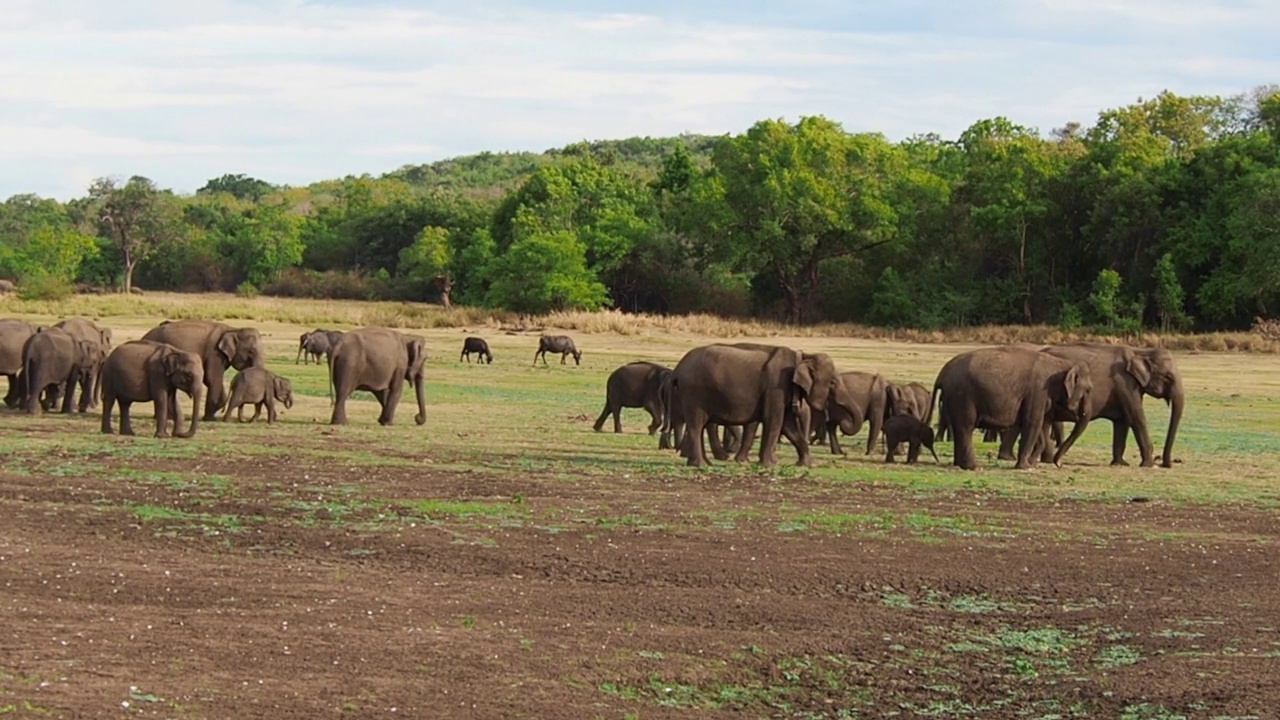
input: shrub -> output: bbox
[236,281,260,298]
[17,272,75,301]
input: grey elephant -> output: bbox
[54,317,113,408]
[932,345,1092,470]
[0,318,36,408]
[22,327,102,414]
[328,327,427,426]
[224,368,293,423]
[297,329,344,365]
[887,381,932,422]
[461,337,493,364]
[1002,343,1184,468]
[671,343,857,467]
[813,371,888,455]
[594,361,671,434]
[100,340,204,438]
[142,319,265,421]
[883,414,939,464]
[0,279,15,293]
[534,335,581,366]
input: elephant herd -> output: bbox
[596,341,1183,471]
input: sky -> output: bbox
[0,0,1277,200]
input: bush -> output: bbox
[262,268,395,300]
[236,281,260,298]
[17,272,74,301]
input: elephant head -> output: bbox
[794,353,857,418]
[273,375,294,410]
[162,349,204,438]
[1126,347,1184,468]
[217,328,265,371]
[886,383,919,419]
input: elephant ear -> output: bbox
[216,332,237,363]
[162,350,184,378]
[1125,352,1152,388]
[792,360,816,401]
[886,384,904,415]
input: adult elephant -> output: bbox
[671,343,857,467]
[0,319,36,408]
[813,371,886,455]
[933,345,1092,470]
[54,317,113,408]
[22,327,101,414]
[297,329,344,364]
[100,341,204,438]
[594,361,670,434]
[141,319,264,421]
[328,327,426,426]
[1033,343,1184,468]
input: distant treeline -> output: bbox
[2,87,1278,332]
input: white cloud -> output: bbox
[0,0,1276,199]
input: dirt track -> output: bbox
[2,451,1279,719]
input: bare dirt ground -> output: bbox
[2,450,1279,719]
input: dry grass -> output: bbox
[3,292,1277,353]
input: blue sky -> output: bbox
[1,0,1276,200]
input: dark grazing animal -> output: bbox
[533,335,581,366]
[460,337,493,364]
[883,414,939,464]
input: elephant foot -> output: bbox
[414,413,427,426]
[1140,459,1156,468]
[1110,458,1130,467]
[1161,460,1173,469]
[997,451,1016,462]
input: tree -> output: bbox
[88,177,185,293]
[198,174,275,202]
[1087,269,1124,329]
[398,226,454,307]
[1151,253,1189,332]
[708,116,899,323]
[484,231,609,313]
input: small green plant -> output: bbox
[461,615,475,629]
[236,280,260,297]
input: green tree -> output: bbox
[484,231,609,313]
[398,226,454,307]
[1151,252,1189,331]
[88,176,186,293]
[198,174,275,202]
[1087,268,1123,328]
[708,116,899,323]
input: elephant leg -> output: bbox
[592,402,612,433]
[153,392,172,438]
[644,400,662,435]
[997,428,1018,461]
[77,373,93,414]
[266,397,277,424]
[101,392,117,434]
[707,424,731,461]
[59,378,76,414]
[377,381,403,426]
[827,420,844,455]
[906,440,921,464]
[757,412,784,468]
[734,423,758,462]
[952,420,977,470]
[682,409,711,468]
[119,400,136,436]
[249,402,263,423]
[1014,418,1042,470]
[1111,421,1131,466]
[1129,417,1156,468]
[780,418,811,467]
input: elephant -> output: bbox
[887,381,932,422]
[883,414,939,464]
[328,327,427,426]
[297,329,343,365]
[461,337,493,364]
[142,319,264,421]
[813,371,886,455]
[0,318,36,408]
[0,279,15,293]
[671,343,857,467]
[1019,343,1184,468]
[54,317,113,408]
[100,340,204,438]
[594,361,670,434]
[932,345,1092,470]
[21,327,102,414]
[659,374,762,461]
[534,335,581,366]
[223,368,293,424]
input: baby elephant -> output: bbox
[224,368,293,424]
[460,336,493,364]
[884,414,939,464]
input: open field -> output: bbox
[2,294,1280,718]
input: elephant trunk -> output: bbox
[412,372,427,426]
[1052,416,1091,467]
[1162,380,1184,469]
[178,383,202,438]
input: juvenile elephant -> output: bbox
[329,327,427,426]
[297,329,343,364]
[534,335,581,366]
[142,319,264,421]
[224,368,293,424]
[813,371,885,455]
[887,381,932,422]
[0,318,36,408]
[933,346,1092,470]
[594,361,670,434]
[54,317,113,408]
[672,343,858,467]
[883,414,939,464]
[461,337,493,364]
[101,340,204,438]
[22,327,101,414]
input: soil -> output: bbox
[2,451,1279,719]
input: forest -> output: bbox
[1,87,1278,332]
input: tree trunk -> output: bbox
[123,254,136,294]
[435,276,453,309]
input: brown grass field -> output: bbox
[1,293,1278,719]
